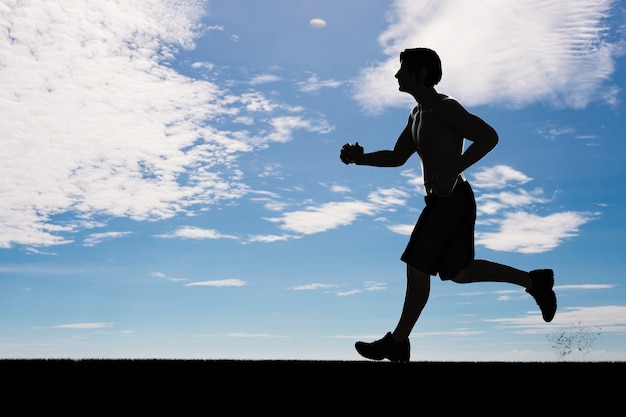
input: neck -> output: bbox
[411,87,439,108]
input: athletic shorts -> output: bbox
[400,180,476,280]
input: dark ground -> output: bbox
[0,359,622,415]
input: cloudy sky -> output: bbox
[1,0,625,361]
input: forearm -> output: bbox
[355,150,405,167]
[451,135,498,175]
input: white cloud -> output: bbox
[400,169,425,193]
[470,165,597,253]
[0,0,331,248]
[387,224,414,235]
[184,279,246,287]
[267,186,409,236]
[367,188,409,207]
[386,164,597,253]
[52,322,114,329]
[309,18,327,29]
[264,116,333,143]
[537,124,576,140]
[156,226,238,240]
[268,200,377,235]
[228,332,286,338]
[239,91,279,112]
[289,283,338,290]
[83,231,131,247]
[330,184,352,193]
[476,211,596,253]
[470,165,532,189]
[488,305,626,334]
[364,281,388,291]
[270,160,594,254]
[336,289,362,296]
[151,272,188,282]
[354,0,620,113]
[557,284,615,290]
[476,188,549,216]
[298,74,343,93]
[247,234,294,243]
[249,74,282,85]
[191,61,215,71]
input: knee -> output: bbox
[449,269,471,284]
[407,264,430,280]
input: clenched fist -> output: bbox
[340,142,364,165]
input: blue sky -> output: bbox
[1,0,625,361]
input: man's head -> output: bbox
[399,48,442,87]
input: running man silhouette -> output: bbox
[340,47,556,363]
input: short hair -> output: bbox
[399,48,442,87]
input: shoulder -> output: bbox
[438,95,463,110]
[435,96,471,120]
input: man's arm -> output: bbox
[341,117,416,167]
[441,99,498,175]
[423,100,498,196]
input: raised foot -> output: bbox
[526,269,557,322]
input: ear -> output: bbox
[418,67,428,82]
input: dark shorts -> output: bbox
[400,180,476,280]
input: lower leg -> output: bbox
[454,260,556,322]
[391,265,430,341]
[452,259,532,288]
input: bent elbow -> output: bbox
[489,131,499,149]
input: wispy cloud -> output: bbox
[473,165,598,253]
[267,188,408,235]
[387,224,414,235]
[265,160,596,253]
[476,210,597,253]
[381,165,598,253]
[264,116,333,143]
[247,234,295,243]
[184,279,246,287]
[336,289,362,296]
[537,124,576,140]
[557,284,615,290]
[298,74,343,92]
[249,74,282,85]
[51,322,114,330]
[364,281,388,291]
[475,188,549,216]
[25,247,58,256]
[83,231,131,247]
[471,165,532,189]
[487,306,626,334]
[0,0,331,248]
[151,272,188,283]
[228,332,288,338]
[267,200,377,235]
[329,184,352,193]
[156,226,239,240]
[289,283,338,290]
[354,0,621,113]
[290,281,387,296]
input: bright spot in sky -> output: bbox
[309,18,327,28]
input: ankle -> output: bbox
[390,332,407,343]
[525,272,533,289]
